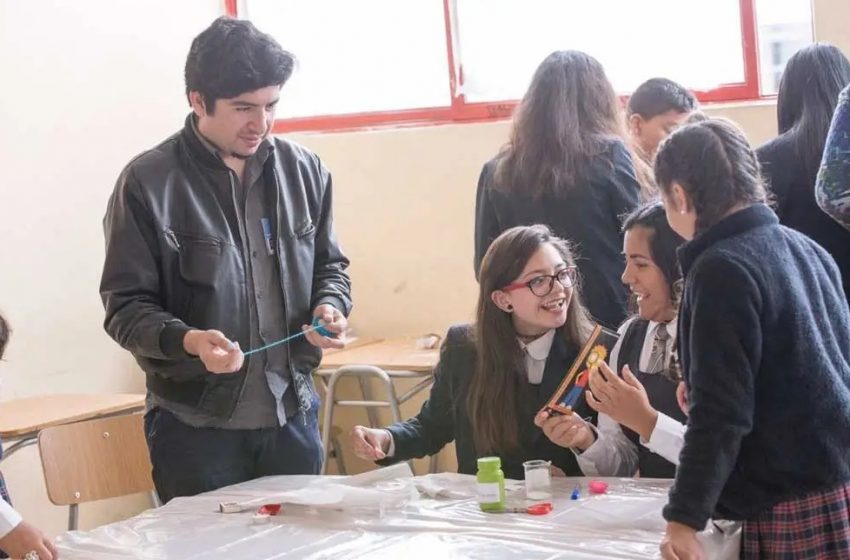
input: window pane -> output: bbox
[456,0,745,102]
[243,0,450,118]
[755,0,813,95]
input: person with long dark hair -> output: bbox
[474,51,641,330]
[350,225,596,479]
[655,118,850,559]
[535,203,688,479]
[757,43,850,299]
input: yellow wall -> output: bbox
[289,103,781,342]
[0,0,848,540]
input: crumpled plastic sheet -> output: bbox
[58,467,739,560]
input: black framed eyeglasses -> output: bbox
[502,267,577,297]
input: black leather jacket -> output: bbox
[100,116,351,418]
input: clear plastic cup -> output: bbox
[376,479,415,517]
[523,459,552,501]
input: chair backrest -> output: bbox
[37,413,154,505]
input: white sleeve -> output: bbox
[640,412,685,466]
[575,413,639,477]
[384,429,396,458]
[0,499,22,540]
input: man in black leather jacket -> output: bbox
[99,17,352,502]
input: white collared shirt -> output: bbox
[575,317,685,477]
[519,329,556,385]
[0,497,22,539]
[385,330,557,457]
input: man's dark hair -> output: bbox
[185,16,295,113]
[628,78,697,119]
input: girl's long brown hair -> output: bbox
[493,50,628,198]
[467,225,594,455]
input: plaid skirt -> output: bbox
[742,481,850,559]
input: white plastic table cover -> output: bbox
[57,468,738,559]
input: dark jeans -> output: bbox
[144,402,323,503]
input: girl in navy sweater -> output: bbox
[655,117,850,559]
[757,44,850,301]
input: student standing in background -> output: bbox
[474,51,641,329]
[626,78,698,199]
[757,43,850,300]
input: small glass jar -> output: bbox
[523,459,552,501]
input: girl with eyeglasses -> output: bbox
[350,225,597,479]
[534,203,689,480]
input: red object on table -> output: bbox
[258,504,282,516]
[588,480,609,495]
[526,502,553,515]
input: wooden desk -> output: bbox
[0,393,146,462]
[319,337,438,372]
[320,336,383,358]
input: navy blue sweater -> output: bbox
[664,204,850,530]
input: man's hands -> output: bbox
[304,304,347,349]
[183,330,244,374]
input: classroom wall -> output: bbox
[0,0,847,539]
[0,0,224,536]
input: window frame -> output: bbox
[226,0,761,133]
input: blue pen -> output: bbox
[260,218,274,255]
[570,483,580,500]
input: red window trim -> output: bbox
[226,0,763,134]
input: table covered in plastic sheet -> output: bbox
[57,464,739,559]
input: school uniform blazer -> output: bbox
[474,138,641,329]
[757,132,850,300]
[377,324,593,480]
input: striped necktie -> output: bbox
[647,323,670,374]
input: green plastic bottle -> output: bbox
[476,456,505,512]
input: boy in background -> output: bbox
[628,78,698,160]
[627,78,698,199]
